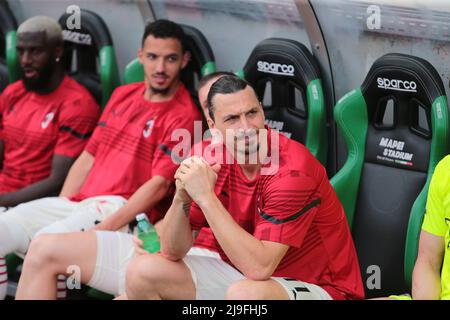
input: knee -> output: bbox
[125,254,164,298]
[25,234,60,269]
[226,280,261,300]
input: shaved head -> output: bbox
[17,16,63,45]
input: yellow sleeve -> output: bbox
[422,156,449,237]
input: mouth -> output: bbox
[152,74,169,86]
[23,68,38,79]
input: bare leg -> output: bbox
[226,279,290,300]
[125,253,195,300]
[16,232,97,299]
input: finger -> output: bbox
[211,163,221,173]
[190,156,205,165]
[174,171,187,181]
[133,236,143,247]
[180,161,191,170]
[181,157,195,166]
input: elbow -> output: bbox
[161,253,183,262]
[241,264,275,281]
[159,240,191,262]
[160,248,185,262]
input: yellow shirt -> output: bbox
[422,155,450,300]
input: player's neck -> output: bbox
[239,163,261,181]
[35,68,65,95]
[144,79,181,103]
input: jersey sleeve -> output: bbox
[54,97,101,158]
[253,170,320,248]
[151,112,199,182]
[422,157,449,237]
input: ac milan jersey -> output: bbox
[190,129,364,300]
[71,82,202,223]
[0,76,100,193]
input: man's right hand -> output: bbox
[133,236,149,257]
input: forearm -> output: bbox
[198,194,278,280]
[0,175,63,207]
[101,176,171,231]
[160,198,194,261]
[59,152,93,197]
[412,259,442,299]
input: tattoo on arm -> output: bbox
[193,230,199,239]
[182,202,191,217]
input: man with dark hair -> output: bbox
[0,16,100,299]
[124,75,365,300]
[12,19,202,300]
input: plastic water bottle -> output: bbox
[136,213,160,253]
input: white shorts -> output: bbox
[84,235,332,300]
[183,248,332,300]
[87,231,135,296]
[1,195,127,244]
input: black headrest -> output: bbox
[58,9,113,104]
[59,8,113,50]
[242,38,321,143]
[361,53,445,173]
[0,0,17,60]
[179,24,215,97]
[243,37,320,85]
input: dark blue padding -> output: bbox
[354,53,446,298]
[242,38,321,144]
[58,9,114,104]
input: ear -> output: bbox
[207,117,215,130]
[137,48,144,64]
[181,50,191,69]
[55,45,64,61]
[259,101,265,122]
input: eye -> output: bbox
[147,54,156,60]
[225,116,238,123]
[167,55,178,62]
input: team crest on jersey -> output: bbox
[41,112,55,129]
[143,119,154,138]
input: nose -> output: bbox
[20,50,32,66]
[239,116,251,131]
[155,58,165,73]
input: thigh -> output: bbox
[2,197,77,238]
[183,247,246,300]
[87,231,134,296]
[37,196,128,235]
[31,231,98,285]
[271,277,332,300]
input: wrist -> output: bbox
[195,190,216,209]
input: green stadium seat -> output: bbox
[330,53,449,298]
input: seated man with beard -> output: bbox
[0,16,100,299]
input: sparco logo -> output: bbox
[257,61,294,76]
[62,30,92,46]
[377,77,417,92]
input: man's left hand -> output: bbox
[174,156,221,205]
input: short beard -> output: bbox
[22,60,56,92]
[149,85,170,95]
